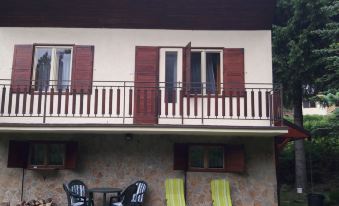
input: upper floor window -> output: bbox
[33,46,73,91]
[191,50,222,94]
[165,51,178,103]
[11,44,94,94]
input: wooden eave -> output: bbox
[0,0,276,30]
[275,119,311,150]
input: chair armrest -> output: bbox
[69,191,87,200]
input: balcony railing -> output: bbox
[0,79,283,126]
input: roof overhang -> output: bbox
[0,0,276,30]
[275,119,311,150]
[0,124,287,137]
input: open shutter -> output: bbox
[72,45,94,94]
[11,45,34,93]
[225,145,245,172]
[65,141,78,169]
[182,42,191,93]
[173,143,188,170]
[133,46,159,125]
[223,48,245,95]
[7,140,29,168]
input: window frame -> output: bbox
[159,48,183,103]
[27,141,67,170]
[190,49,223,95]
[32,45,74,91]
[188,144,226,172]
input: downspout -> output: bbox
[21,168,25,201]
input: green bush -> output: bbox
[329,190,339,204]
[278,112,339,185]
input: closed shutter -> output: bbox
[11,45,34,93]
[7,140,29,168]
[72,45,94,94]
[133,46,159,124]
[65,141,78,169]
[173,143,188,171]
[225,145,245,172]
[223,48,245,95]
[182,42,191,93]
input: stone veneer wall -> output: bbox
[0,133,278,206]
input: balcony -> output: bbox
[0,79,282,128]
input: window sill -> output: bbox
[27,165,65,170]
[188,168,226,173]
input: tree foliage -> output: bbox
[279,111,339,185]
[313,1,339,90]
[273,0,338,106]
[273,0,338,190]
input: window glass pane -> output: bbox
[56,48,72,90]
[208,147,224,168]
[310,101,316,108]
[191,52,202,93]
[48,144,65,165]
[165,52,177,103]
[206,53,220,93]
[189,146,204,168]
[35,48,52,91]
[30,144,45,165]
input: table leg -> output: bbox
[103,193,106,206]
[89,192,94,206]
[117,192,121,202]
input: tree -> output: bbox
[272,0,331,191]
[313,1,339,90]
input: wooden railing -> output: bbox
[0,79,282,126]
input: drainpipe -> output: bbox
[21,168,25,201]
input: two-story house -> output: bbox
[0,0,309,205]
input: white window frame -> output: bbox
[159,48,183,99]
[191,49,223,94]
[32,46,73,90]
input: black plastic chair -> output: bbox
[110,181,148,206]
[63,180,93,206]
[131,181,147,205]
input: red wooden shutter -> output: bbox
[72,45,94,94]
[65,141,78,169]
[223,48,245,95]
[225,145,245,172]
[7,140,29,168]
[11,45,34,93]
[133,46,159,124]
[173,143,188,171]
[182,42,191,93]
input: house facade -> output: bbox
[0,1,293,206]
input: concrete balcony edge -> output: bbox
[0,123,288,137]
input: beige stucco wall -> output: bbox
[0,28,274,127]
[0,134,278,206]
[0,28,272,84]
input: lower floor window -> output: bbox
[189,145,224,170]
[29,142,66,169]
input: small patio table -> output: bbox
[88,187,122,206]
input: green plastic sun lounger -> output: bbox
[211,179,232,206]
[165,178,186,206]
